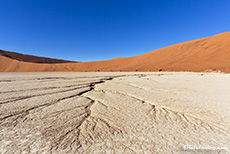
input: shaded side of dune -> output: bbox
[0,49,76,64]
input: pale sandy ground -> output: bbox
[0,72,229,154]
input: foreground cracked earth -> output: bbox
[0,72,229,154]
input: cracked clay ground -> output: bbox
[0,72,229,154]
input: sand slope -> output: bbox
[0,32,230,72]
[0,49,75,64]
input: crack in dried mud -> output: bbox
[93,88,229,135]
[47,76,124,152]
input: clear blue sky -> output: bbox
[0,0,229,62]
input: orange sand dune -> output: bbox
[0,32,230,72]
[0,49,75,64]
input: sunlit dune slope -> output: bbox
[0,32,230,72]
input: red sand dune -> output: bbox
[0,32,230,72]
[0,49,75,64]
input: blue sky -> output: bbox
[0,0,229,62]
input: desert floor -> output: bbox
[0,72,229,154]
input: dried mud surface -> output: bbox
[0,72,229,154]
